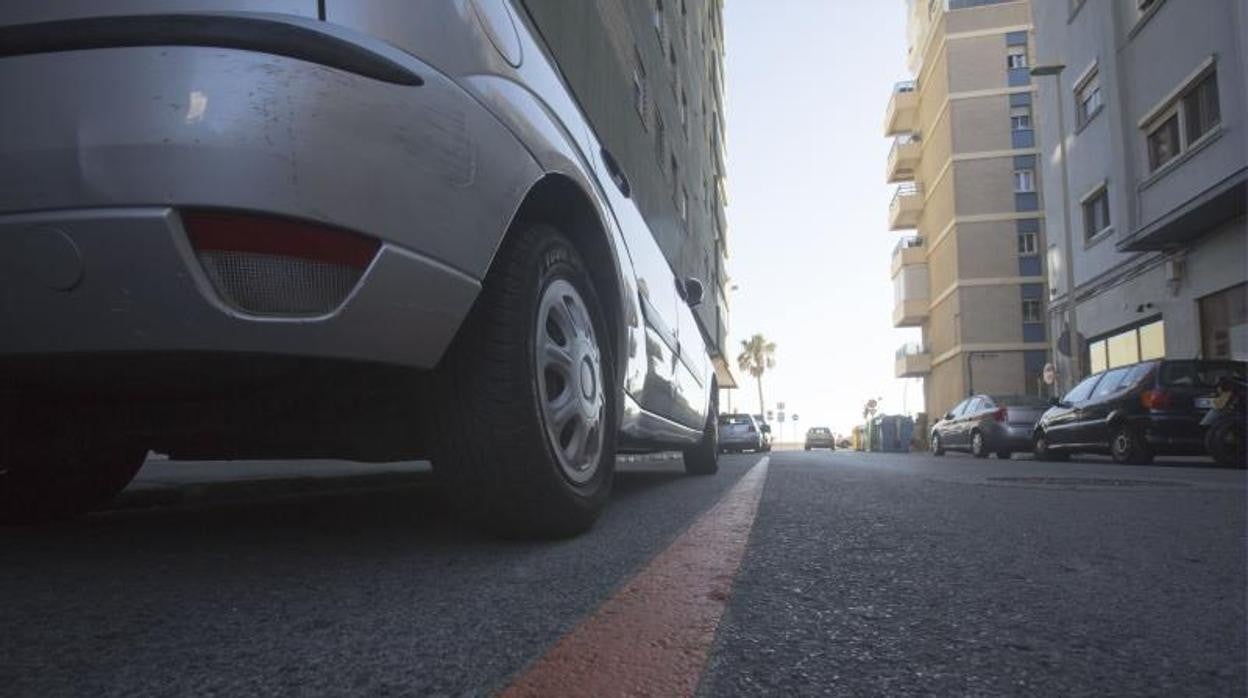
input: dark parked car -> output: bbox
[930,394,1048,459]
[804,427,835,450]
[1032,359,1247,464]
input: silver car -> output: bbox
[930,394,1049,459]
[0,1,718,536]
[718,414,765,453]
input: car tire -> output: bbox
[0,430,147,525]
[683,387,719,476]
[431,223,616,538]
[970,431,989,459]
[1110,424,1153,465]
[931,433,945,456]
[996,450,1012,460]
[1205,419,1246,468]
[1033,431,1068,462]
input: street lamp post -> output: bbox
[1031,63,1081,392]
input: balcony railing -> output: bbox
[895,342,927,359]
[894,342,932,378]
[892,235,924,255]
[890,236,925,277]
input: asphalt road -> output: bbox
[1,450,1243,696]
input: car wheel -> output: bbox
[1205,419,1246,468]
[996,450,1012,460]
[431,223,616,538]
[683,387,719,476]
[1110,425,1153,465]
[970,431,989,459]
[1032,431,1068,462]
[931,433,945,456]
[0,429,147,525]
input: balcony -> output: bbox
[883,80,918,137]
[886,134,921,183]
[892,260,929,328]
[895,343,932,378]
[888,182,923,230]
[890,236,925,278]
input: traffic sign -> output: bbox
[1043,362,1056,385]
[777,412,786,422]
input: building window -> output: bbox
[1144,68,1221,172]
[1013,169,1035,193]
[1075,70,1102,127]
[679,90,688,131]
[1010,106,1032,131]
[1007,46,1028,70]
[1088,319,1166,373]
[1022,299,1043,323]
[1081,187,1110,240]
[1199,282,1248,360]
[679,186,689,224]
[1018,231,1038,255]
[670,154,679,194]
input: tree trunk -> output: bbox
[756,374,765,417]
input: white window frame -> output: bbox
[1139,59,1221,174]
[1018,231,1038,255]
[1074,67,1102,128]
[1080,183,1111,241]
[1007,46,1028,70]
[1010,106,1032,131]
[1022,299,1043,323]
[1013,169,1036,193]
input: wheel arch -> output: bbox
[503,173,633,423]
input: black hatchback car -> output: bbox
[1033,359,1247,464]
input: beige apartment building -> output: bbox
[886,0,1049,419]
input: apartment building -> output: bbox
[519,0,735,388]
[887,0,1049,419]
[1031,0,1247,389]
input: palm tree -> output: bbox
[737,334,776,416]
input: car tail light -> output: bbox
[1140,389,1172,410]
[747,426,757,433]
[183,210,380,316]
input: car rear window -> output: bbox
[1160,361,1246,388]
[808,428,830,435]
[718,415,752,425]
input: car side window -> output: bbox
[1093,367,1131,398]
[965,398,984,415]
[1064,374,1102,403]
[947,399,969,419]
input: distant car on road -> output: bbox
[1033,359,1247,464]
[719,414,765,453]
[804,427,835,450]
[752,415,774,452]
[930,394,1048,459]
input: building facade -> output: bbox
[887,0,1049,420]
[518,0,735,388]
[1032,0,1247,391]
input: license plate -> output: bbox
[1195,396,1214,409]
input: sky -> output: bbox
[720,0,921,440]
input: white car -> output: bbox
[0,1,718,535]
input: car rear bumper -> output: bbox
[984,423,1035,452]
[1,208,478,367]
[0,24,542,368]
[1130,414,1208,454]
[720,435,761,449]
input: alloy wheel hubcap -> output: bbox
[535,279,605,485]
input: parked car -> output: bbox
[804,427,836,450]
[930,394,1048,459]
[719,414,765,453]
[752,415,774,452]
[1032,360,1247,464]
[0,2,719,536]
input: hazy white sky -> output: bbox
[721,0,922,439]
